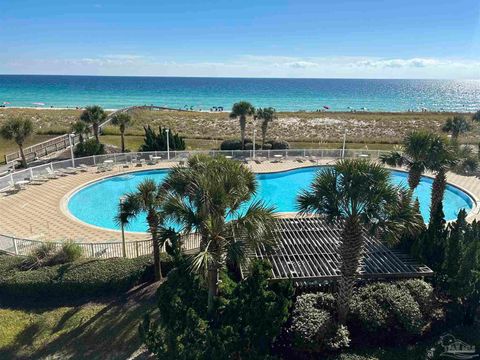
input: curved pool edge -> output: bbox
[63,165,479,234]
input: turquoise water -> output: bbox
[1,75,480,111]
[68,167,474,233]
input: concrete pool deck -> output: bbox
[1,159,479,242]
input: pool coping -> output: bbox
[60,164,479,236]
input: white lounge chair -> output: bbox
[46,168,60,179]
[29,175,49,185]
[62,167,78,175]
[79,164,89,172]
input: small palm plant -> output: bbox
[229,101,255,150]
[297,159,423,324]
[71,120,90,144]
[442,115,471,140]
[80,105,107,142]
[380,131,433,191]
[0,117,34,168]
[256,107,277,148]
[110,113,132,152]
[116,179,170,281]
[161,155,277,313]
[427,135,457,224]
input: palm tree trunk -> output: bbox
[148,213,162,281]
[120,130,125,153]
[408,167,421,190]
[93,123,100,142]
[261,121,268,148]
[240,115,246,150]
[207,265,219,314]
[429,168,447,225]
[337,215,363,324]
[18,143,27,168]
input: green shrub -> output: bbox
[261,143,273,150]
[21,241,83,270]
[349,281,434,342]
[267,140,290,149]
[74,138,105,157]
[289,292,350,353]
[141,260,293,359]
[0,255,158,302]
[220,139,247,150]
[139,125,185,152]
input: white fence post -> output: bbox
[13,237,18,255]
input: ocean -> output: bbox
[0,75,479,112]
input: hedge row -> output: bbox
[0,254,174,302]
[220,139,290,151]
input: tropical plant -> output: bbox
[71,120,89,144]
[80,105,106,142]
[160,155,277,313]
[297,159,424,323]
[442,115,471,140]
[138,125,185,152]
[110,113,133,152]
[379,131,433,190]
[74,138,105,157]
[140,260,292,359]
[427,135,457,226]
[472,109,480,122]
[229,101,255,150]
[256,107,277,148]
[0,117,34,168]
[116,179,174,281]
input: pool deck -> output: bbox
[1,159,480,242]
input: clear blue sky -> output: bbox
[1,0,480,78]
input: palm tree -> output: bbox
[256,107,277,148]
[229,101,255,150]
[71,120,89,144]
[472,110,480,122]
[0,117,34,168]
[442,115,471,140]
[161,155,276,313]
[427,135,457,225]
[116,179,167,281]
[380,131,433,190]
[110,113,132,152]
[297,159,423,323]
[80,105,106,142]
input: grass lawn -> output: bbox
[100,134,397,154]
[0,283,159,360]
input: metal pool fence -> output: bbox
[0,233,202,259]
[0,148,387,191]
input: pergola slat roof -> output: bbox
[248,217,432,284]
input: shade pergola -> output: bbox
[247,217,432,285]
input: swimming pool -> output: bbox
[67,167,474,233]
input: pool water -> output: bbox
[67,167,474,233]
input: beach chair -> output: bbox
[79,164,89,172]
[46,167,61,178]
[96,164,107,172]
[29,174,49,185]
[63,167,78,174]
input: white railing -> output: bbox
[0,148,388,191]
[0,233,201,259]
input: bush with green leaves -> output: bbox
[349,280,435,342]
[0,254,164,302]
[139,125,185,152]
[21,240,83,270]
[140,260,293,359]
[289,292,350,353]
[267,139,290,149]
[74,138,105,157]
